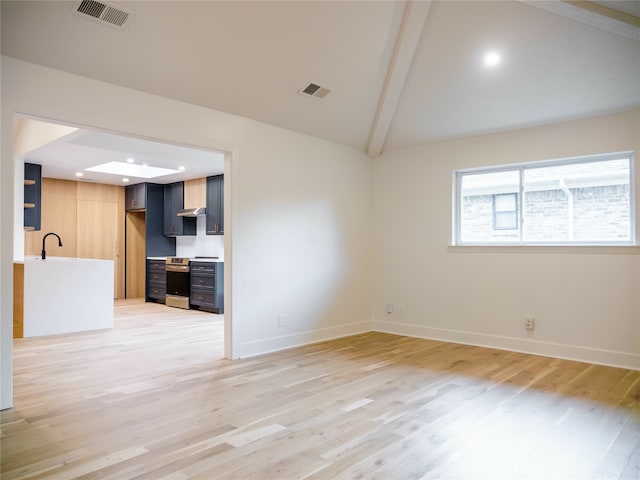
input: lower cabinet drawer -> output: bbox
[148,271,166,284]
[148,261,166,272]
[190,289,215,307]
[191,274,214,289]
[148,284,166,300]
[191,262,215,274]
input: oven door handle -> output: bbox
[166,265,190,273]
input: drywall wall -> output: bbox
[13,117,78,158]
[373,109,640,369]
[0,56,373,409]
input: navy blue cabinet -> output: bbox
[142,183,176,258]
[125,183,176,301]
[125,183,146,210]
[146,259,166,304]
[24,163,41,231]
[190,261,224,313]
[206,175,224,235]
[163,182,196,236]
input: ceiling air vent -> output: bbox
[73,0,133,29]
[299,82,332,100]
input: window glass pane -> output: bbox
[523,158,630,242]
[460,170,520,242]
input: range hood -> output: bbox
[177,207,206,217]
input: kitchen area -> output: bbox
[13,117,225,339]
[126,177,225,315]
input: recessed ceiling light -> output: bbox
[122,178,130,183]
[126,157,135,163]
[85,161,180,179]
[75,172,83,177]
[178,166,186,171]
[483,51,501,67]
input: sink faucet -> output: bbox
[41,232,63,260]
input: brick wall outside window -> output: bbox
[462,184,629,242]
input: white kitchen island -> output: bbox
[23,256,114,337]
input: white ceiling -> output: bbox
[20,123,225,186]
[2,0,639,169]
[386,0,640,149]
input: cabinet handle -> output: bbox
[198,295,205,301]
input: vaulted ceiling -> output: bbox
[2,0,639,160]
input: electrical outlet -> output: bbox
[525,316,535,330]
[278,314,287,327]
[386,304,394,314]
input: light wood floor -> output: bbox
[2,299,639,479]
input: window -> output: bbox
[454,152,635,245]
[493,193,518,230]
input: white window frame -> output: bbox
[453,151,636,246]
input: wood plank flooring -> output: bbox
[2,299,639,479]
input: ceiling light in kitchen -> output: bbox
[75,172,83,177]
[122,178,130,183]
[85,161,180,178]
[178,166,186,171]
[126,157,135,163]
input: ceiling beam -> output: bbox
[565,1,640,28]
[366,0,432,158]
[522,1,640,42]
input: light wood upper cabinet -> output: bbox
[184,178,206,209]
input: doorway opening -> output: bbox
[11,113,232,359]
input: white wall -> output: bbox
[175,217,224,259]
[232,118,372,355]
[13,117,78,158]
[373,109,640,369]
[0,56,373,409]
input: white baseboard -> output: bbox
[238,321,371,359]
[373,320,640,371]
[238,319,639,371]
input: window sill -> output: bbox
[448,245,640,254]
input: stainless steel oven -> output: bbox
[165,257,190,309]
